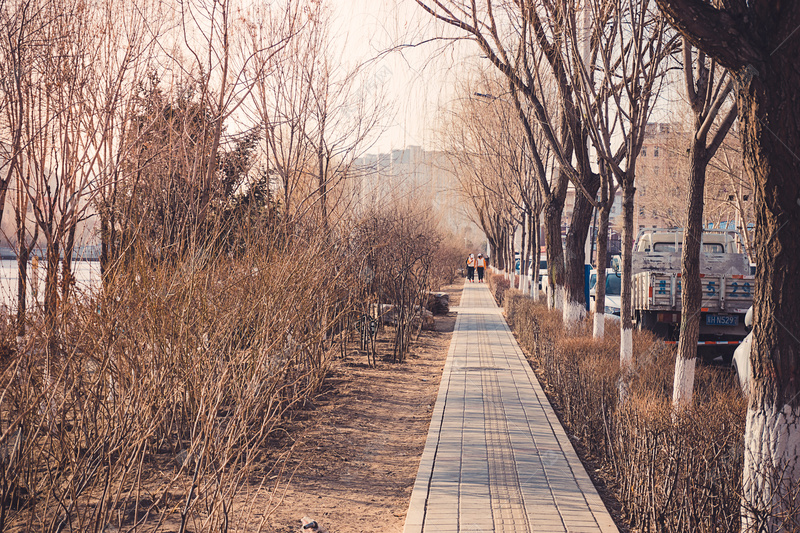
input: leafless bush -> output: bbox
[487,271,510,305]
[0,224,358,531]
[355,204,443,363]
[504,291,746,532]
[428,237,466,288]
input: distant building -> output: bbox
[634,122,684,232]
[353,146,482,243]
[557,123,682,264]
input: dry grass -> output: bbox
[0,205,457,532]
[502,288,747,533]
[0,234,357,532]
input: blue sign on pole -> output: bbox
[584,264,592,312]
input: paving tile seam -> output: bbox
[507,296,618,531]
[482,298,563,532]
[496,307,612,530]
[457,310,489,531]
[405,281,619,533]
[477,309,534,532]
[478,285,607,531]
[404,296,467,533]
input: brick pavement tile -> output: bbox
[404,281,618,533]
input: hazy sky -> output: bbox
[327,1,684,156]
[329,0,475,153]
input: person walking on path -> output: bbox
[476,253,486,282]
[466,254,476,282]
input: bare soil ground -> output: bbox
[262,284,462,533]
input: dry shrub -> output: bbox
[429,238,467,288]
[487,272,510,305]
[356,203,444,362]
[0,230,358,531]
[0,203,461,530]
[504,291,746,532]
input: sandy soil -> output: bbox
[262,284,461,533]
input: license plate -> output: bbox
[706,314,738,326]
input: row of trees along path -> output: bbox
[416,1,800,529]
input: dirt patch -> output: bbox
[262,284,462,533]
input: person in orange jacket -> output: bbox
[466,254,475,282]
[476,253,486,282]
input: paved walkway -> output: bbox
[404,280,618,532]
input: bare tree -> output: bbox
[561,1,622,339]
[706,130,754,259]
[252,9,316,223]
[91,0,165,282]
[590,162,618,338]
[671,40,737,409]
[469,74,546,292]
[246,2,384,232]
[415,0,607,323]
[446,133,515,271]
[0,0,29,231]
[11,164,37,337]
[655,1,800,528]
[567,0,675,377]
[20,0,106,339]
[440,85,533,276]
[0,0,49,334]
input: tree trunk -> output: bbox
[509,225,516,288]
[43,236,60,407]
[741,59,800,530]
[564,172,600,325]
[16,245,29,338]
[619,182,636,380]
[593,203,611,339]
[673,137,708,409]
[61,225,77,304]
[543,196,565,310]
[100,215,110,279]
[494,222,506,272]
[530,210,540,301]
[318,115,328,228]
[15,200,37,338]
[520,211,527,293]
[651,2,800,526]
[44,240,59,329]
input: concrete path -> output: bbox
[404,281,618,532]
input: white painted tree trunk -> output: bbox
[618,327,634,402]
[620,327,633,366]
[531,273,539,301]
[742,403,800,530]
[550,285,564,311]
[563,299,585,326]
[672,353,696,409]
[593,310,605,338]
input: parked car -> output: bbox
[537,258,547,291]
[732,306,753,396]
[589,269,622,317]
